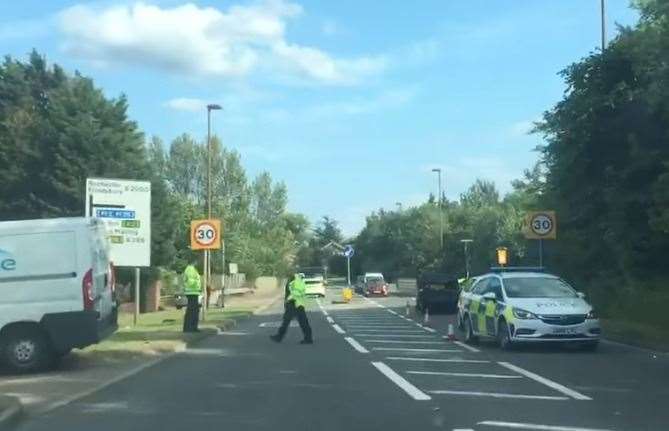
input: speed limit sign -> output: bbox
[190,219,222,250]
[524,211,557,239]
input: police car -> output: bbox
[457,268,600,350]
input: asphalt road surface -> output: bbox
[15,282,669,431]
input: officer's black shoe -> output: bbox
[300,339,314,345]
[270,334,282,343]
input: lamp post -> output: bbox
[431,168,444,248]
[460,239,473,279]
[600,0,606,51]
[204,103,221,319]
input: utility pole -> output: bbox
[460,239,473,279]
[204,103,222,320]
[601,0,606,51]
[432,168,444,248]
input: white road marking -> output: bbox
[371,362,431,401]
[387,309,399,316]
[421,326,437,333]
[332,324,346,334]
[453,429,474,431]
[345,325,418,329]
[326,316,334,324]
[407,371,522,379]
[429,390,568,400]
[498,362,592,401]
[453,340,480,353]
[315,299,329,317]
[352,330,426,334]
[344,337,369,353]
[386,357,490,364]
[477,421,616,431]
[372,347,461,353]
[355,333,436,338]
[366,340,446,345]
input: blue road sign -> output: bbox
[343,245,354,258]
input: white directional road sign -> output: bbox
[85,178,151,267]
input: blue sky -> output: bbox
[1,0,640,235]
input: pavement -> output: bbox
[7,282,669,431]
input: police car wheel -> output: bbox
[464,316,478,344]
[498,321,513,350]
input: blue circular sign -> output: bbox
[343,245,354,258]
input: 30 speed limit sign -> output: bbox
[524,211,557,240]
[190,219,222,250]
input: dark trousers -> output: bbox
[183,294,200,332]
[276,300,312,341]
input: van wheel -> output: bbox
[463,316,478,344]
[1,326,54,373]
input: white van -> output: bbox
[0,217,118,373]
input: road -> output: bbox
[15,282,669,431]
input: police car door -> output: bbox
[484,277,504,336]
[466,277,489,334]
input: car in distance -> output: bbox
[300,267,326,297]
[457,268,600,350]
[416,272,460,313]
[364,277,388,296]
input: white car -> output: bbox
[0,217,118,372]
[303,274,326,297]
[457,269,600,350]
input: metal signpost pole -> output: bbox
[347,256,351,286]
[539,239,544,268]
[134,267,140,325]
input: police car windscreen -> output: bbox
[504,277,578,298]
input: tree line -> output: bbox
[0,50,308,286]
[347,0,669,327]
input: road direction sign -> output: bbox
[190,219,222,250]
[85,178,151,267]
[524,211,557,240]
[343,245,355,258]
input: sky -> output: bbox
[0,0,640,235]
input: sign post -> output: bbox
[190,219,222,320]
[523,211,557,267]
[343,245,354,286]
[86,178,151,326]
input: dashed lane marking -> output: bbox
[386,357,490,364]
[355,333,437,338]
[344,337,369,354]
[453,340,480,353]
[477,421,616,431]
[326,316,334,324]
[372,347,461,353]
[332,324,346,334]
[371,362,431,401]
[407,371,522,379]
[497,362,592,401]
[365,340,448,345]
[428,390,569,400]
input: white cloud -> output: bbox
[57,1,385,85]
[164,97,208,112]
[321,20,339,37]
[509,118,539,137]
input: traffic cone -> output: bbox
[423,307,430,325]
[406,300,411,317]
[447,323,456,341]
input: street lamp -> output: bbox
[431,168,444,248]
[204,103,222,318]
[600,0,606,51]
[460,239,473,279]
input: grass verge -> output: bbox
[601,318,669,352]
[80,307,253,362]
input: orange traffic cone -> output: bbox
[447,323,456,341]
